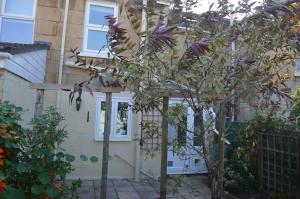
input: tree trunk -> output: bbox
[160,97,169,199]
[100,92,112,199]
[211,106,226,199]
[194,107,213,184]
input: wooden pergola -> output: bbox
[31,83,181,199]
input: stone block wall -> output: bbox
[35,0,64,83]
[34,0,140,84]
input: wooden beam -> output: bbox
[160,96,169,199]
[34,89,44,117]
[101,92,112,199]
[30,83,123,93]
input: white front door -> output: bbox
[167,102,208,174]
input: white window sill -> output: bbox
[294,71,300,77]
[95,137,132,142]
[79,51,112,59]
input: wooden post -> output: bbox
[160,96,169,199]
[217,106,226,199]
[34,89,44,117]
[100,92,112,199]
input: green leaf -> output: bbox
[31,184,44,195]
[65,154,76,162]
[56,152,65,159]
[46,186,59,198]
[38,173,51,185]
[0,171,6,180]
[90,156,99,163]
[108,155,113,160]
[80,155,88,161]
[17,164,31,173]
[15,107,23,112]
[4,187,25,199]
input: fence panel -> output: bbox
[259,133,300,198]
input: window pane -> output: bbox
[0,18,34,44]
[4,0,35,16]
[168,106,187,146]
[116,102,129,136]
[296,59,300,71]
[87,30,107,51]
[193,116,201,146]
[99,102,106,135]
[89,5,114,26]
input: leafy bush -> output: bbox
[0,101,77,199]
[225,122,259,192]
[0,100,25,198]
[225,110,300,193]
[289,88,300,125]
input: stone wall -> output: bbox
[34,0,143,84]
[35,0,64,83]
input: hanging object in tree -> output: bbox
[76,96,82,111]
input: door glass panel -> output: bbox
[99,101,106,135]
[168,161,173,167]
[193,112,201,146]
[89,5,114,26]
[296,59,300,73]
[116,102,129,136]
[168,106,187,146]
[4,0,35,16]
[177,114,187,146]
[0,18,34,44]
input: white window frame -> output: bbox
[0,0,37,44]
[83,1,118,58]
[95,96,132,141]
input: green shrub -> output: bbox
[289,88,300,125]
[0,101,77,199]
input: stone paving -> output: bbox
[75,175,211,199]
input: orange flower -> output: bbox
[0,149,3,154]
[0,180,6,193]
[0,129,3,136]
[0,159,4,166]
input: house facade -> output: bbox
[0,0,206,180]
[0,0,298,180]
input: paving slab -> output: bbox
[139,191,160,199]
[69,175,211,199]
[117,191,140,199]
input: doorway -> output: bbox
[167,101,208,174]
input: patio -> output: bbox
[75,175,211,199]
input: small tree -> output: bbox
[70,0,299,198]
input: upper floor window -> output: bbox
[83,1,117,57]
[95,97,132,141]
[0,0,36,44]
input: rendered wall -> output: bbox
[0,69,37,128]
[43,90,161,179]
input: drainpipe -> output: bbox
[134,0,147,182]
[56,0,70,110]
